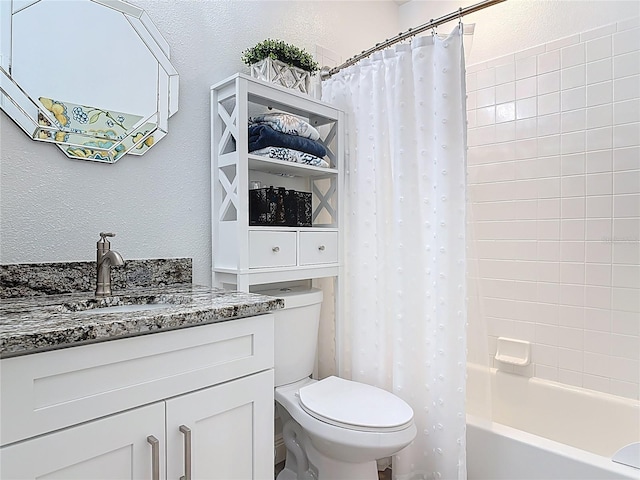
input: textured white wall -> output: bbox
[0,0,399,286]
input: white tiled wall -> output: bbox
[466,18,640,400]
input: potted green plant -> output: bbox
[242,39,319,94]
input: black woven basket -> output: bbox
[249,186,282,225]
[249,187,311,227]
[285,190,312,227]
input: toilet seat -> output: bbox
[298,376,414,432]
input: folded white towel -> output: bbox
[250,146,329,168]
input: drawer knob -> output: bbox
[318,245,326,251]
[272,246,280,253]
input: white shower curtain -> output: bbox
[322,26,468,480]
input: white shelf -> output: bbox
[214,264,339,275]
[214,265,339,286]
[248,155,338,177]
[247,226,338,232]
[211,73,344,290]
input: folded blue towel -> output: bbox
[249,124,326,158]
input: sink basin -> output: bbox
[59,293,191,315]
[77,303,172,315]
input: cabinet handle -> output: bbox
[147,435,160,480]
[179,425,192,480]
[318,245,326,251]
[272,246,280,253]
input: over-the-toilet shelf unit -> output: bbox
[210,73,344,291]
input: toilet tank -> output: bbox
[256,286,323,387]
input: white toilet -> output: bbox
[261,286,417,480]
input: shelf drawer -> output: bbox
[249,231,297,268]
[299,231,338,265]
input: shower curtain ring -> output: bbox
[430,19,436,37]
[458,7,463,30]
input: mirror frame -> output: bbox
[0,0,179,163]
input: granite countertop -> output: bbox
[0,284,284,358]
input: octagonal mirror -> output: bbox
[0,0,179,163]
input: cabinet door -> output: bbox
[166,369,274,480]
[0,402,165,480]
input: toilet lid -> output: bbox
[298,376,414,432]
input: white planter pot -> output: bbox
[249,58,311,94]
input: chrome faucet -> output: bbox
[95,232,124,297]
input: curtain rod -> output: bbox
[320,0,507,80]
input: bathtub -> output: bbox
[466,364,640,480]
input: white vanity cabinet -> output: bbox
[0,315,275,480]
[211,74,344,291]
[1,402,166,479]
